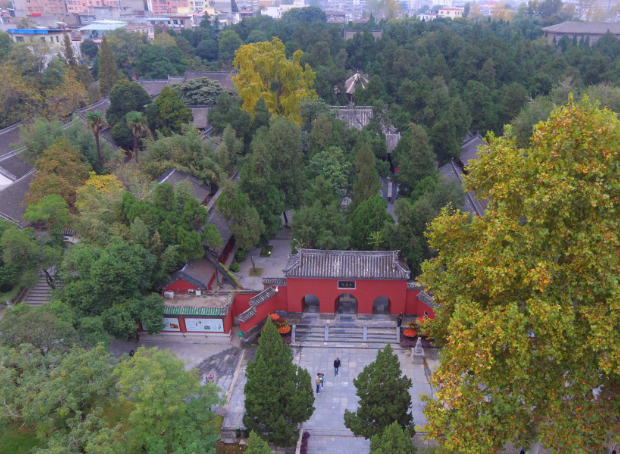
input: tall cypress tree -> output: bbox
[344,344,414,439]
[351,143,382,209]
[98,35,121,96]
[370,421,417,454]
[63,34,77,67]
[243,319,314,447]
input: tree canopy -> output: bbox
[233,37,317,124]
[420,98,620,452]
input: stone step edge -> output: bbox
[291,342,403,349]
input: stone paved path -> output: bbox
[223,344,438,453]
[297,346,436,454]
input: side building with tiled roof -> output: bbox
[438,132,488,217]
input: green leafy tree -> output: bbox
[419,99,620,452]
[344,344,414,439]
[97,35,122,96]
[218,184,264,271]
[0,303,77,355]
[370,421,416,454]
[291,176,350,250]
[80,38,98,60]
[305,146,352,196]
[243,319,314,446]
[169,77,225,105]
[85,110,107,172]
[349,194,393,250]
[60,241,160,339]
[219,30,244,64]
[393,124,436,197]
[240,132,285,246]
[352,143,382,209]
[255,116,305,222]
[115,346,221,453]
[151,86,193,136]
[246,431,272,454]
[1,227,62,289]
[23,194,69,234]
[106,80,151,146]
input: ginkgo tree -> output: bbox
[419,97,620,453]
[232,37,317,124]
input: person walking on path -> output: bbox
[318,373,325,388]
[397,312,404,328]
[316,375,321,394]
[334,358,341,376]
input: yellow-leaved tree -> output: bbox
[232,37,317,124]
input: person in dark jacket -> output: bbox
[397,312,404,327]
[334,358,341,376]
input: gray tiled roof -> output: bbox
[0,155,33,180]
[263,277,287,286]
[206,208,232,255]
[137,79,169,97]
[459,133,485,168]
[418,291,441,309]
[438,161,486,217]
[542,21,620,35]
[249,286,276,307]
[284,249,410,280]
[157,167,211,204]
[167,75,185,84]
[75,98,111,120]
[0,123,23,159]
[0,170,36,228]
[189,106,210,129]
[184,70,235,92]
[237,307,257,323]
[331,106,373,130]
[168,258,216,289]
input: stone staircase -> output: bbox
[293,316,401,349]
[22,276,54,307]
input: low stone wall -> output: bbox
[240,317,266,348]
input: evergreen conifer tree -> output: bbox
[63,34,77,67]
[246,431,272,454]
[344,344,414,439]
[243,319,314,447]
[98,35,121,96]
[370,421,417,454]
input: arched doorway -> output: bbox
[372,296,391,316]
[335,293,358,314]
[302,294,320,313]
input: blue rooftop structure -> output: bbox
[8,29,63,34]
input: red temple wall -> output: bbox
[286,278,408,315]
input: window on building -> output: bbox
[16,36,24,42]
[41,37,46,42]
[28,6,32,9]
[56,35,59,42]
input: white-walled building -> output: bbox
[438,7,463,17]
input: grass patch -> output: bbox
[0,285,21,304]
[259,246,273,257]
[248,268,263,277]
[0,421,44,454]
[210,415,224,432]
[216,441,247,453]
